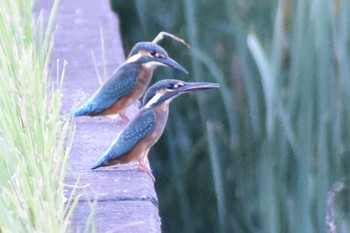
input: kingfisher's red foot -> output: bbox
[138,160,155,182]
[119,112,130,124]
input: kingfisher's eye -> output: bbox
[150,50,157,56]
[150,50,165,59]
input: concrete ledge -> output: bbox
[36,0,161,232]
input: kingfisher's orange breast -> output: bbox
[99,66,154,116]
[112,103,170,164]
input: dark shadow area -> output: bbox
[111,0,350,233]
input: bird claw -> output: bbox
[137,162,155,182]
[119,112,130,124]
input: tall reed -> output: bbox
[0,0,75,232]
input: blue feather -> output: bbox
[74,63,140,116]
[91,109,156,169]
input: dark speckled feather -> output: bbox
[91,109,156,169]
[74,63,140,116]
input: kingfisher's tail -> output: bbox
[73,105,88,117]
[90,158,106,170]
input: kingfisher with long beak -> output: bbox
[74,42,188,122]
[91,79,219,181]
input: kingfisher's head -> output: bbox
[126,42,188,74]
[142,79,219,107]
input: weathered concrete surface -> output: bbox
[35,1,161,232]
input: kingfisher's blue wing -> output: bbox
[74,63,141,116]
[108,109,156,159]
[91,108,156,169]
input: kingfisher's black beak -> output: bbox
[160,57,189,74]
[178,82,220,93]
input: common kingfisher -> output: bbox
[74,42,188,122]
[91,79,219,181]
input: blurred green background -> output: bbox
[111,0,350,232]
